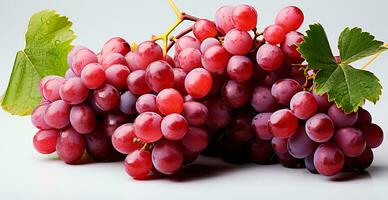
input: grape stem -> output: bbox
[361,43,388,70]
[152,0,199,56]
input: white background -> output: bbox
[0,0,387,199]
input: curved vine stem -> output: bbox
[152,0,199,57]
[361,43,388,70]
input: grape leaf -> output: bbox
[298,23,385,113]
[1,10,76,115]
[339,27,386,64]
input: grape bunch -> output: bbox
[30,3,384,179]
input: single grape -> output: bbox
[176,48,202,73]
[69,104,96,134]
[263,24,286,44]
[103,112,130,137]
[182,101,208,126]
[214,5,235,35]
[112,123,142,154]
[101,37,130,56]
[71,48,98,76]
[127,70,152,95]
[172,68,187,95]
[269,109,299,139]
[184,68,213,98]
[305,113,334,143]
[39,75,63,96]
[85,127,115,161]
[136,94,159,114]
[125,149,152,179]
[152,140,184,175]
[56,127,85,164]
[360,123,384,148]
[222,80,250,108]
[281,31,304,59]
[134,112,163,143]
[101,53,128,70]
[202,45,230,74]
[119,91,138,115]
[136,41,163,69]
[223,29,253,55]
[226,55,253,82]
[328,104,358,127]
[251,86,279,112]
[105,64,130,91]
[93,84,120,111]
[81,63,106,89]
[252,112,273,140]
[181,127,209,152]
[200,38,221,53]
[175,36,201,54]
[231,4,258,31]
[290,91,318,120]
[287,126,318,159]
[312,91,331,112]
[256,44,285,71]
[193,19,218,42]
[161,114,188,140]
[275,6,304,32]
[42,77,65,102]
[156,88,184,115]
[334,127,366,157]
[145,60,174,92]
[314,142,345,176]
[33,129,59,154]
[60,77,89,105]
[271,137,288,154]
[44,100,71,129]
[31,104,51,130]
[206,98,232,129]
[271,78,302,105]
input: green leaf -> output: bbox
[297,24,337,70]
[298,23,384,113]
[314,64,382,113]
[1,10,76,115]
[339,27,387,64]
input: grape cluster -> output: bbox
[31,3,384,179]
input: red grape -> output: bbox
[156,88,184,115]
[184,68,213,98]
[161,114,188,140]
[125,150,152,179]
[314,142,344,176]
[134,112,163,143]
[193,19,218,42]
[269,109,298,139]
[231,4,257,31]
[33,129,59,154]
[305,113,334,143]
